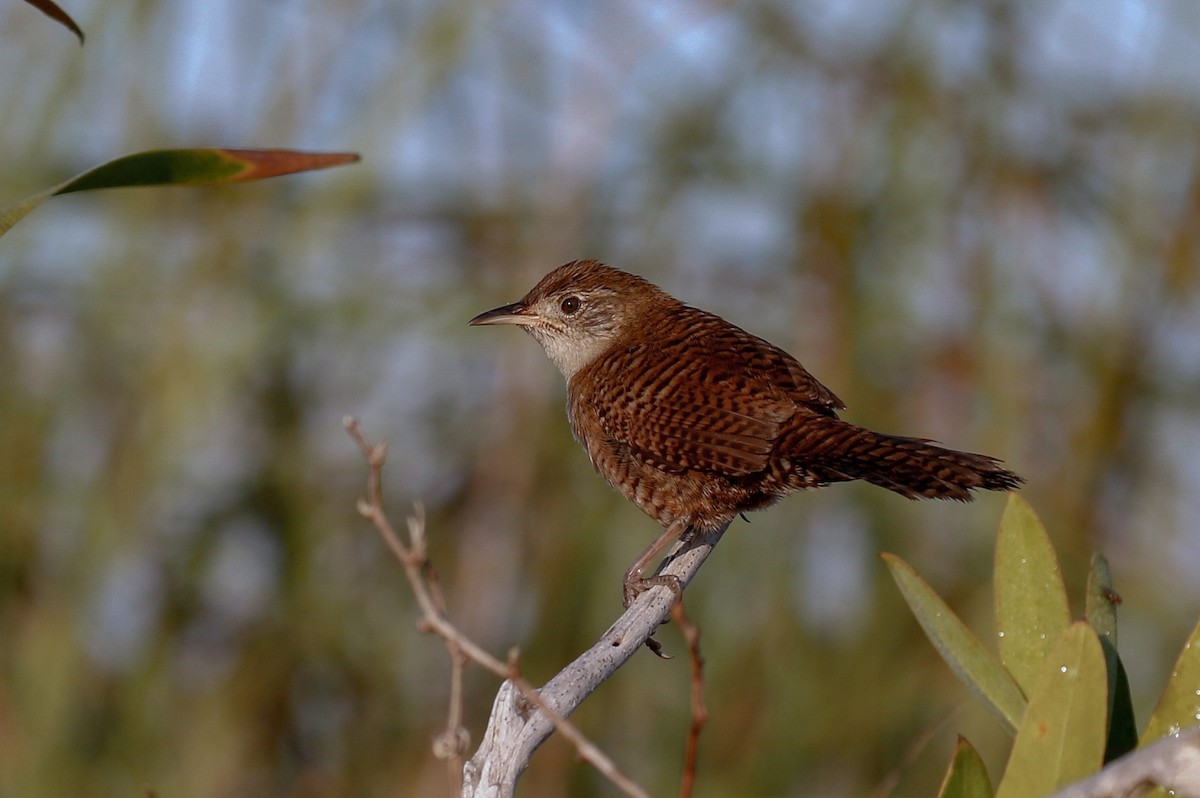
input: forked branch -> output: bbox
[345,417,725,798]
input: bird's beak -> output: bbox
[468,302,538,327]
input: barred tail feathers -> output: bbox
[785,418,1023,501]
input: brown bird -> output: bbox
[470,259,1022,605]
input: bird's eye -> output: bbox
[560,296,581,314]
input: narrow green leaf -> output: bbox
[995,622,1109,798]
[937,736,994,798]
[0,187,57,237]
[1085,554,1119,646]
[994,494,1071,696]
[1085,555,1119,718]
[1084,554,1137,761]
[54,148,360,193]
[1141,617,1200,744]
[0,148,360,236]
[1104,653,1138,763]
[883,553,1027,733]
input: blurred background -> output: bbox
[3,0,1200,795]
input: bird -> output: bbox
[469,259,1022,606]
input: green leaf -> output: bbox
[883,552,1027,733]
[1085,554,1119,714]
[995,622,1109,798]
[994,494,1071,696]
[1141,617,1200,744]
[0,148,360,236]
[1083,554,1138,762]
[1084,554,1119,646]
[0,187,57,236]
[1104,653,1138,763]
[937,736,994,798]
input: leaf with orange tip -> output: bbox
[0,148,360,235]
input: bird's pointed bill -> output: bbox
[468,302,537,327]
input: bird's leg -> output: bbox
[623,519,691,608]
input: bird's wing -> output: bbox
[625,396,784,474]
[577,318,840,476]
[722,325,845,414]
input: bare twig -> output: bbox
[671,600,707,798]
[345,417,663,798]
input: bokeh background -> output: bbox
[3,1,1200,796]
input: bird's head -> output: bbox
[469,259,669,379]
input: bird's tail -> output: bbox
[785,418,1023,501]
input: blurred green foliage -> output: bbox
[892,496,1197,796]
[3,1,1200,796]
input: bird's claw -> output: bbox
[622,573,683,609]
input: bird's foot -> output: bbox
[622,520,690,608]
[643,635,673,659]
[625,573,684,658]
[622,572,683,609]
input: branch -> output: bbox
[461,523,727,797]
[1048,726,1200,798]
[671,600,708,798]
[344,417,726,797]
